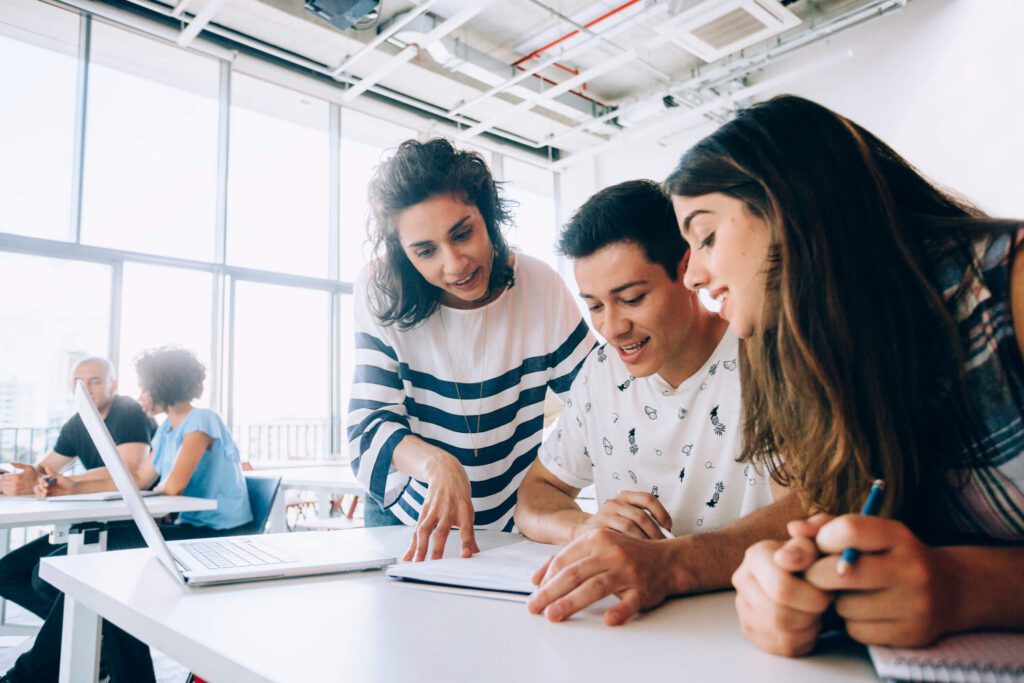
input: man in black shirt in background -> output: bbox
[0,356,153,618]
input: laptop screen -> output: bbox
[74,380,185,583]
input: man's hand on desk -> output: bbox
[32,466,77,498]
[526,528,676,626]
[574,491,673,541]
[0,463,41,495]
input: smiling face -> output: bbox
[574,241,698,384]
[673,193,772,339]
[395,193,496,309]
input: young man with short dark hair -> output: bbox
[515,180,800,625]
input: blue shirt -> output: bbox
[151,408,252,530]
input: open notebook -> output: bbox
[385,539,560,601]
[870,632,1024,682]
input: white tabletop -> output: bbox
[0,495,217,529]
[40,528,877,683]
[249,465,359,492]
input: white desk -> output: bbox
[41,528,877,683]
[0,495,216,675]
[249,465,361,532]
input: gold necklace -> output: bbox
[439,303,489,459]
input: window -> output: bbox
[231,281,329,460]
[338,108,417,281]
[503,157,558,270]
[80,22,220,260]
[0,252,109,460]
[0,0,79,241]
[228,74,330,277]
[117,263,214,405]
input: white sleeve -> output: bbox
[538,369,594,490]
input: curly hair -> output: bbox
[135,347,206,409]
[366,138,516,329]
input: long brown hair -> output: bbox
[665,95,1017,541]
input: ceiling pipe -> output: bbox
[535,0,905,151]
[456,49,636,141]
[51,0,553,154]
[551,49,855,171]
[328,0,440,78]
[340,0,495,103]
[522,0,674,85]
[177,0,227,46]
[391,13,603,121]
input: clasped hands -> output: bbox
[731,513,964,656]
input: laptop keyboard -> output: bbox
[180,538,294,570]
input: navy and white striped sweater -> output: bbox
[347,252,596,531]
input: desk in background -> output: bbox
[42,527,876,683]
[0,495,216,667]
[248,464,361,532]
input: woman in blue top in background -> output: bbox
[1,347,251,683]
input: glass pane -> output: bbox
[118,263,213,406]
[0,0,78,240]
[228,74,329,277]
[503,157,558,270]
[338,108,416,282]
[81,22,219,260]
[232,281,329,461]
[0,252,109,462]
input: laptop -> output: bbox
[74,380,396,586]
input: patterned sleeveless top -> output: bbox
[931,229,1024,542]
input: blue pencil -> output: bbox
[836,479,885,576]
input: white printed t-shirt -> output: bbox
[539,331,773,535]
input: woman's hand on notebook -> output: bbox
[403,450,479,562]
[731,513,834,657]
[802,515,963,648]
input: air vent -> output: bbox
[662,0,801,62]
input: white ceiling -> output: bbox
[101,0,908,160]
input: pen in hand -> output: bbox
[836,479,885,576]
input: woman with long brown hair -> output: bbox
[665,95,1024,656]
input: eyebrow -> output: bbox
[681,209,710,233]
[405,215,471,249]
[579,280,648,299]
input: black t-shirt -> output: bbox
[53,395,154,470]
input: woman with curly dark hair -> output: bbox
[665,95,1024,656]
[348,138,594,561]
[5,348,251,683]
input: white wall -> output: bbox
[565,0,1024,218]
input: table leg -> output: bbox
[317,491,331,520]
[269,487,287,533]
[59,527,107,683]
[0,527,8,625]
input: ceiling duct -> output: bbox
[662,0,801,62]
[386,11,608,124]
[305,0,380,32]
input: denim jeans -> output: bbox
[363,495,403,527]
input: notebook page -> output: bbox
[385,539,561,595]
[869,632,1024,682]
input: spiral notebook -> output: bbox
[869,632,1024,682]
